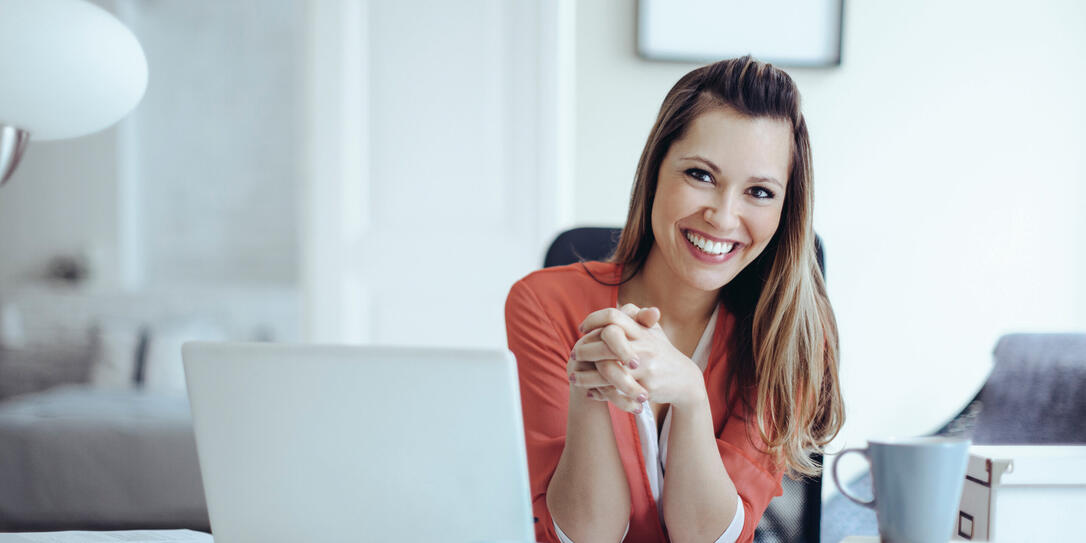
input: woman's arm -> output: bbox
[546,379,631,543]
[552,309,654,542]
[506,281,642,543]
[576,306,746,542]
[662,389,740,543]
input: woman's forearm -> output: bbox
[661,389,740,543]
[547,388,631,543]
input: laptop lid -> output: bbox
[182,342,534,543]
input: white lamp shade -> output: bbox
[0,0,148,141]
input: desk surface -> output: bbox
[0,530,212,543]
[840,538,954,543]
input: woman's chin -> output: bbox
[680,268,740,293]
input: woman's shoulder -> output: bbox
[512,261,619,294]
[507,261,620,316]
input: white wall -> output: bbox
[0,0,304,291]
[573,0,1086,479]
[0,130,121,286]
[301,0,573,346]
[123,0,304,287]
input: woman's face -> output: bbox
[649,107,791,292]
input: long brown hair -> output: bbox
[611,56,843,476]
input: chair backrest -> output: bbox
[544,226,825,277]
[543,226,826,543]
[543,227,624,268]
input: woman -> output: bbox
[505,56,843,543]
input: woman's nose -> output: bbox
[703,193,741,231]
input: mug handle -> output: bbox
[831,447,876,509]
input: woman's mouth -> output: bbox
[683,229,740,262]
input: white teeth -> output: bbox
[685,231,734,256]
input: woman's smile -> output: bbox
[681,228,741,262]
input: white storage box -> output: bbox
[953,445,1086,541]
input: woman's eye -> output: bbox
[748,186,775,199]
[685,168,713,183]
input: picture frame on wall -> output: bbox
[637,0,845,67]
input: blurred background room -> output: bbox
[0,0,1083,540]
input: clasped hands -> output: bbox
[567,304,704,414]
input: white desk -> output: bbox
[0,530,211,542]
[840,539,953,543]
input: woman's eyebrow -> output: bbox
[752,176,784,189]
[682,155,721,174]
[684,155,784,189]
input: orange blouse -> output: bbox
[505,261,782,543]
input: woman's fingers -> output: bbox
[574,305,657,364]
[569,359,648,403]
[596,360,648,404]
[579,307,643,338]
[569,367,612,388]
[635,306,661,329]
[619,303,641,319]
[594,385,644,414]
[571,330,621,363]
[599,323,638,366]
[585,385,614,401]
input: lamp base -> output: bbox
[0,125,31,186]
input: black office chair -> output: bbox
[543,226,826,543]
[544,227,825,278]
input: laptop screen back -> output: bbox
[182,342,534,543]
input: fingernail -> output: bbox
[634,405,643,414]
[586,390,595,399]
[569,374,576,384]
[637,394,647,403]
[627,358,639,370]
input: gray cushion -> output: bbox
[973,333,1086,444]
[0,334,96,401]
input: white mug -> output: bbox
[832,437,970,543]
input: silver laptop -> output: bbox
[182,342,534,543]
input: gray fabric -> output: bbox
[973,333,1086,444]
[821,472,877,543]
[0,385,208,531]
[757,474,817,542]
[0,339,96,401]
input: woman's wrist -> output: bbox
[670,362,709,411]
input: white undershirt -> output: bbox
[555,306,743,543]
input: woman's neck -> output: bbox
[618,248,718,331]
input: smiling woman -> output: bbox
[506,56,842,543]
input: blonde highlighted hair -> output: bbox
[610,56,843,476]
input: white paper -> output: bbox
[0,530,212,543]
